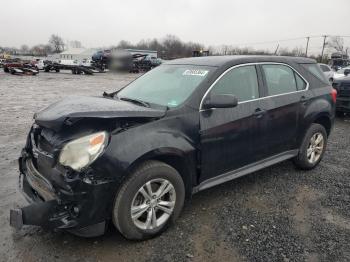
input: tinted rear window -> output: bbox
[319,64,330,72]
[302,64,329,83]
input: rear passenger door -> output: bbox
[257,64,308,159]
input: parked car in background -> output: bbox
[0,59,6,68]
[8,67,39,76]
[59,59,79,66]
[147,56,162,67]
[318,63,334,82]
[91,49,111,70]
[10,56,335,240]
[333,66,350,80]
[332,77,350,116]
[80,59,92,67]
[3,59,39,75]
[3,58,22,72]
[32,59,45,70]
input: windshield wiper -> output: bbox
[119,97,150,108]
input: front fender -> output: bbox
[97,119,199,188]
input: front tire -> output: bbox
[293,123,327,170]
[113,160,185,240]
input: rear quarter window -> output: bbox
[302,64,329,83]
[319,64,330,72]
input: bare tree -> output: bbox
[20,44,29,55]
[43,44,53,55]
[117,40,133,49]
[29,44,53,56]
[69,40,82,48]
[162,35,184,58]
[49,34,65,53]
[220,45,230,55]
[278,46,304,57]
[327,36,344,53]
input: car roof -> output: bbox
[165,55,316,67]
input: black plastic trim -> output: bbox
[193,150,298,193]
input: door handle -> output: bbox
[300,96,309,103]
[253,108,266,118]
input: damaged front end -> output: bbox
[10,124,116,237]
[10,95,167,237]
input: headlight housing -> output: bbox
[59,131,108,171]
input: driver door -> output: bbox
[199,65,265,183]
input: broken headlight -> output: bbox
[59,131,108,171]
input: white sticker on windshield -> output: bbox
[183,69,208,77]
[168,100,178,107]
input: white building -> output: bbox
[57,48,98,62]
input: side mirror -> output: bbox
[202,94,238,109]
[344,69,350,76]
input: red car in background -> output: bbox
[3,59,39,75]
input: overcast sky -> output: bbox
[1,0,349,54]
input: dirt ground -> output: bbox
[0,70,349,262]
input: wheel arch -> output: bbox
[313,114,332,136]
[297,110,333,149]
[126,148,196,199]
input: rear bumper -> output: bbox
[10,152,116,237]
[336,97,350,112]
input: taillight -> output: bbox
[331,88,337,103]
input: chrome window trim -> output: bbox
[199,62,310,111]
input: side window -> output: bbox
[294,72,307,90]
[210,65,259,102]
[262,64,297,96]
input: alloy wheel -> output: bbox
[307,132,324,164]
[131,178,176,230]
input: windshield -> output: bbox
[117,65,213,108]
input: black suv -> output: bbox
[10,56,336,240]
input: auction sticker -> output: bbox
[183,69,209,77]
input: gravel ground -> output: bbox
[0,70,349,262]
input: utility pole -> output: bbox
[274,44,279,55]
[320,35,328,63]
[305,37,310,57]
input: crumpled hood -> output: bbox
[34,95,166,130]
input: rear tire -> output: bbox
[293,123,327,170]
[113,160,185,240]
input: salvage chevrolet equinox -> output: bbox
[10,56,336,240]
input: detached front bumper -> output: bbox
[10,153,115,237]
